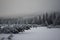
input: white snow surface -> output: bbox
[0,27,60,40]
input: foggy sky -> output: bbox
[0,0,60,17]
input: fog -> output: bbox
[0,0,60,17]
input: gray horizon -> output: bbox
[0,0,60,18]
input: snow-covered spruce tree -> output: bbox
[52,12,57,26]
[56,14,60,25]
[48,13,53,25]
[42,14,46,26]
[0,26,1,33]
[45,12,49,26]
[38,15,42,24]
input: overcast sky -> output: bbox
[0,0,60,17]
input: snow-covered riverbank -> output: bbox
[0,27,60,40]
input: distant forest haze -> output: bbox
[0,0,60,18]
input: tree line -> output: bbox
[0,12,60,25]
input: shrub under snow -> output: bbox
[0,24,31,34]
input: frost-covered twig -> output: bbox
[1,37,5,40]
[7,34,13,40]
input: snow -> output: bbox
[0,27,60,40]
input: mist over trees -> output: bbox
[0,12,60,25]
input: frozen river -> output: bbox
[0,27,60,40]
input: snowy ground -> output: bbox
[0,27,60,40]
